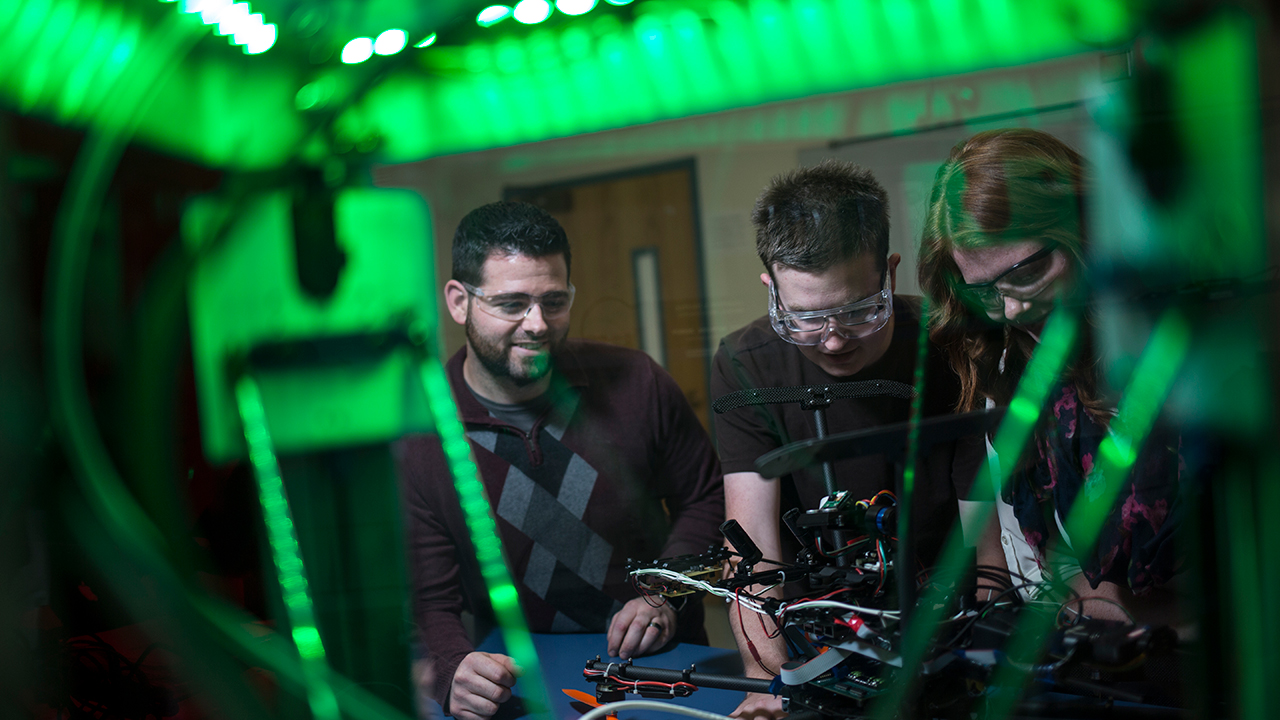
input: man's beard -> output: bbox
[465,315,564,388]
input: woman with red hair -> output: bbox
[917,128,1183,619]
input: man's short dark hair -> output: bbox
[752,160,890,274]
[451,201,572,285]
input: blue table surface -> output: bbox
[473,632,747,720]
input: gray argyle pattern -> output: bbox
[468,425,620,631]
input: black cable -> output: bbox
[942,582,1041,649]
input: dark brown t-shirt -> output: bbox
[710,295,979,567]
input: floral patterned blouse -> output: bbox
[1002,383,1184,594]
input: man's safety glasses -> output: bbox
[769,279,893,346]
[461,282,576,321]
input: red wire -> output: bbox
[736,588,775,676]
[757,607,781,639]
[807,587,851,604]
[587,670,698,695]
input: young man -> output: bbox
[710,161,977,719]
[397,201,724,720]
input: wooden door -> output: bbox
[506,160,710,427]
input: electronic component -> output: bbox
[591,489,1181,719]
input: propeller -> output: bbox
[562,688,618,720]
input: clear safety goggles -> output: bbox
[461,281,576,321]
[768,278,893,346]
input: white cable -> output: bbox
[632,568,906,622]
[630,568,771,615]
[779,600,900,618]
[578,700,737,720]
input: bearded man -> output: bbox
[397,201,724,720]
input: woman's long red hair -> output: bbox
[917,128,1112,425]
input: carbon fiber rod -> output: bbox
[712,380,916,414]
[585,660,775,694]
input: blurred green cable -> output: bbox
[982,309,1189,720]
[41,8,412,719]
[416,354,553,720]
[873,307,1081,719]
[235,375,340,720]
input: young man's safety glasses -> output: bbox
[768,279,893,346]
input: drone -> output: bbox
[583,488,1181,719]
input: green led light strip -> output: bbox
[234,375,340,720]
[169,0,277,54]
[873,307,1081,719]
[981,309,1189,720]
[382,0,1132,161]
[1063,312,1189,550]
[415,355,553,720]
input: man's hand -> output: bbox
[448,652,521,720]
[606,597,677,659]
[730,692,785,720]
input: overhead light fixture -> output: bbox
[513,0,552,24]
[198,0,231,24]
[374,29,408,55]
[236,15,277,54]
[341,37,374,63]
[555,0,597,15]
[215,2,249,35]
[170,0,277,53]
[476,5,512,27]
[415,33,438,48]
[603,0,633,5]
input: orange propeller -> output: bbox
[562,688,618,720]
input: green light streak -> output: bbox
[982,310,1189,720]
[873,308,1080,719]
[415,356,553,720]
[234,376,340,720]
[1062,312,1189,566]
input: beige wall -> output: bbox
[374,52,1109,361]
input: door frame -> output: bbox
[504,157,713,426]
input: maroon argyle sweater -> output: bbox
[397,340,724,707]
